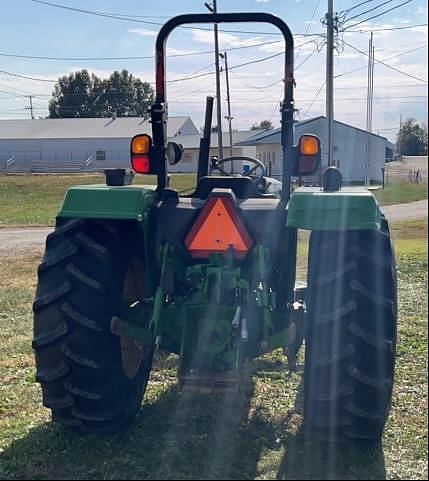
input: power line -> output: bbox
[28,0,323,37]
[0,70,57,83]
[341,0,381,15]
[343,41,428,83]
[0,40,285,62]
[345,23,427,32]
[344,0,396,23]
[344,0,414,30]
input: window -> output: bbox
[96,150,106,161]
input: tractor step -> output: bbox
[179,370,240,394]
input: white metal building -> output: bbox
[238,116,396,183]
[0,116,198,173]
[170,130,260,173]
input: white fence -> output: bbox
[0,150,129,173]
[384,156,428,184]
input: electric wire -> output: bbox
[342,41,427,83]
[0,40,285,62]
[344,0,414,30]
[344,0,396,23]
[346,23,427,32]
[28,0,323,37]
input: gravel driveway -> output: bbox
[0,200,427,257]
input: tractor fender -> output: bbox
[58,184,157,222]
[286,186,382,231]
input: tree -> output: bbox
[397,118,428,156]
[49,70,94,118]
[251,120,274,131]
[49,69,154,118]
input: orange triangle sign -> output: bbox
[185,197,253,259]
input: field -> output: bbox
[0,174,196,227]
[0,217,427,480]
[1,174,427,227]
[374,181,428,206]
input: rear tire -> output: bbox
[33,219,153,432]
[304,220,397,443]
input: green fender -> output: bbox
[58,184,157,221]
[58,184,158,295]
[286,187,382,231]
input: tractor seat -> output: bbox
[190,176,276,200]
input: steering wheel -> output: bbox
[209,156,267,186]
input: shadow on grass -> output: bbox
[277,428,386,480]
[0,382,276,480]
[1,373,386,480]
[276,376,386,481]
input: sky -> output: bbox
[0,0,427,142]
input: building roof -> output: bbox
[178,130,262,150]
[237,116,389,146]
[0,116,194,140]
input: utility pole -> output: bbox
[205,1,224,160]
[398,114,403,160]
[25,95,35,119]
[220,52,234,168]
[365,32,374,187]
[325,0,335,167]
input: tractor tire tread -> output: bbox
[33,218,153,433]
[304,229,397,443]
[36,363,69,383]
[32,321,69,348]
[61,302,103,332]
[33,282,71,313]
[60,345,99,369]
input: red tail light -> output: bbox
[184,195,253,259]
[132,154,151,174]
[131,134,154,174]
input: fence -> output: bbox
[384,157,427,184]
[0,150,129,174]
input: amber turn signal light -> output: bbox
[132,134,151,155]
[130,134,154,174]
[299,135,320,156]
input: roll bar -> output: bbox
[150,13,295,202]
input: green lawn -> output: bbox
[0,174,196,227]
[1,174,427,227]
[374,181,428,206]
[0,219,427,480]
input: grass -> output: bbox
[0,219,427,480]
[0,174,196,227]
[374,181,428,206]
[1,174,427,227]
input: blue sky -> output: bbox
[0,0,427,141]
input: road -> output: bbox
[381,200,427,221]
[0,200,427,256]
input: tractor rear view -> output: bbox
[33,12,397,443]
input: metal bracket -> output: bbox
[111,316,155,347]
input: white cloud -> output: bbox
[192,29,264,48]
[167,47,198,56]
[255,0,270,3]
[128,28,158,37]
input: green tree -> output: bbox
[251,120,274,131]
[397,118,428,156]
[49,69,154,118]
[49,70,94,118]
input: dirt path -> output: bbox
[0,227,52,257]
[0,200,427,256]
[381,200,427,221]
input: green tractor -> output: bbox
[33,12,397,443]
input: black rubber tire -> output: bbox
[33,218,153,432]
[304,219,397,443]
